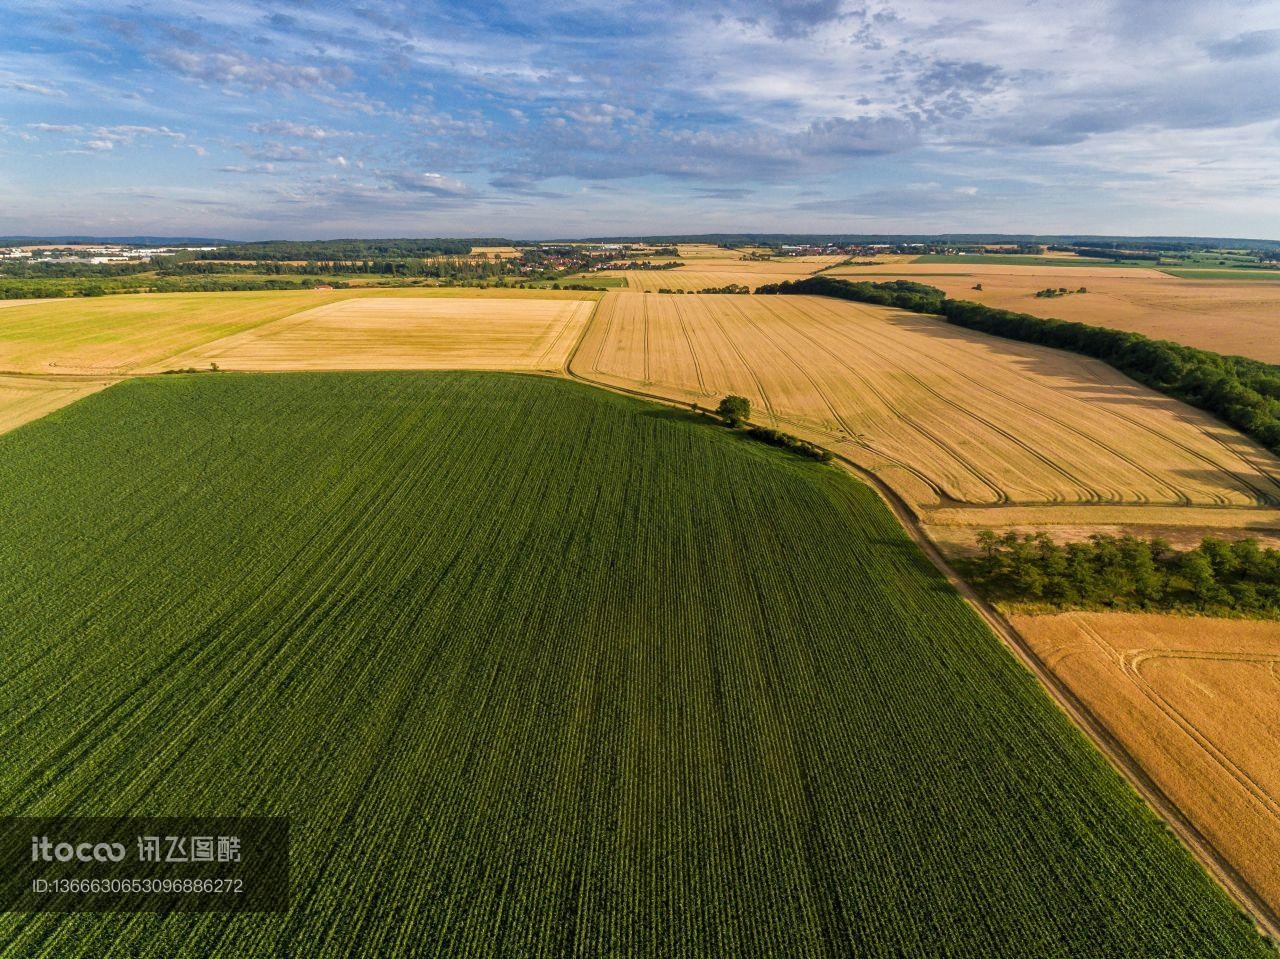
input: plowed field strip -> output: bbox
[793,298,1179,506]
[825,301,1278,507]
[716,296,1008,503]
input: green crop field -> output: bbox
[0,372,1268,957]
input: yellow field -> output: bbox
[0,287,597,376]
[926,513,1280,554]
[572,292,1280,534]
[610,256,842,292]
[828,264,1280,364]
[0,374,116,434]
[1014,611,1280,915]
[160,296,598,372]
[0,290,358,374]
[470,246,520,258]
[675,244,743,259]
[830,262,1172,281]
[614,271,773,292]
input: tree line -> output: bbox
[758,275,1280,459]
[195,238,503,260]
[756,275,946,312]
[964,531,1280,616]
[658,284,751,294]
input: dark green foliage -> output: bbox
[743,425,834,462]
[967,531,1280,615]
[656,285,751,294]
[0,274,329,298]
[755,275,947,313]
[0,241,606,299]
[197,238,495,259]
[613,260,685,270]
[716,393,751,426]
[0,373,1270,956]
[1070,247,1163,262]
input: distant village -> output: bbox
[0,244,220,265]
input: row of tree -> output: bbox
[656,285,751,294]
[755,275,946,313]
[157,257,518,279]
[195,238,499,260]
[966,531,1280,615]
[1034,287,1087,298]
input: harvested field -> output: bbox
[0,287,596,375]
[911,254,1159,269]
[158,295,597,372]
[573,292,1280,534]
[0,289,352,374]
[613,257,841,292]
[1013,611,1280,920]
[0,371,1268,957]
[469,245,520,258]
[0,374,115,435]
[676,243,744,259]
[616,271,775,292]
[927,517,1280,556]
[677,257,842,275]
[828,266,1280,364]
[829,262,1172,281]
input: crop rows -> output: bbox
[575,291,1280,516]
[0,372,1268,956]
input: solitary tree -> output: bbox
[716,395,751,427]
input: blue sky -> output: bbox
[2,0,1279,239]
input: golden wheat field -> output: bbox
[674,243,746,259]
[0,290,360,374]
[0,373,116,434]
[610,256,843,292]
[0,288,598,376]
[828,266,1280,365]
[572,292,1280,532]
[159,295,598,372]
[926,515,1280,554]
[829,262,1173,281]
[614,271,768,292]
[1013,611,1280,915]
